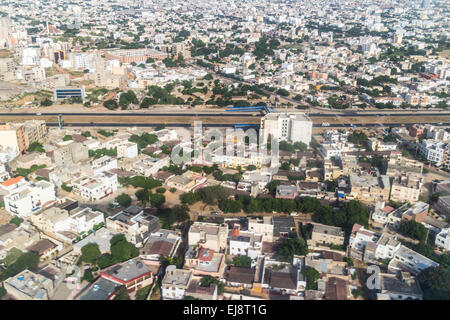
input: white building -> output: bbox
[261,112,312,145]
[248,217,274,242]
[319,143,342,160]
[69,207,105,234]
[161,266,193,300]
[375,233,402,260]
[418,139,446,166]
[435,228,450,251]
[117,142,138,158]
[91,156,118,175]
[1,177,56,219]
[388,245,439,276]
[71,172,118,201]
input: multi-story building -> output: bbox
[4,270,54,300]
[310,223,345,248]
[69,207,105,235]
[79,259,153,300]
[248,217,274,242]
[161,265,193,300]
[435,228,450,251]
[71,172,118,202]
[53,86,86,100]
[419,139,446,166]
[349,174,391,203]
[106,206,159,246]
[348,224,380,263]
[0,123,27,154]
[388,245,439,276]
[375,233,402,260]
[22,120,47,147]
[229,227,263,259]
[188,222,228,252]
[1,177,56,218]
[260,112,312,145]
[389,174,423,203]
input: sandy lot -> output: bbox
[0,208,12,225]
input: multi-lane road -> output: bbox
[0,109,448,129]
[0,110,449,117]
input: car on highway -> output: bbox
[322,122,330,127]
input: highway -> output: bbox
[0,111,449,117]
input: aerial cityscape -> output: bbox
[0,0,449,303]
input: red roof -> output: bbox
[351,224,363,233]
[382,206,395,213]
[198,248,214,262]
[1,176,24,187]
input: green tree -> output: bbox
[150,193,165,208]
[115,193,132,207]
[232,255,252,267]
[277,238,308,262]
[400,220,428,243]
[27,142,45,153]
[9,216,22,226]
[1,252,39,280]
[218,199,243,213]
[417,266,450,300]
[200,275,225,294]
[40,98,53,107]
[81,243,101,264]
[104,99,119,110]
[305,266,320,290]
[97,254,114,269]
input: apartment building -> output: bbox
[52,142,89,167]
[22,120,47,146]
[310,223,345,248]
[79,259,153,300]
[260,112,312,145]
[349,174,391,203]
[188,222,228,252]
[388,245,439,276]
[166,170,206,193]
[435,228,450,251]
[4,270,54,300]
[30,206,71,237]
[348,224,381,263]
[161,265,193,300]
[71,172,118,201]
[386,153,423,177]
[184,246,226,279]
[419,139,446,166]
[389,174,423,203]
[1,177,56,218]
[69,207,105,234]
[0,123,27,154]
[106,207,159,246]
[229,227,263,259]
[248,217,274,242]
